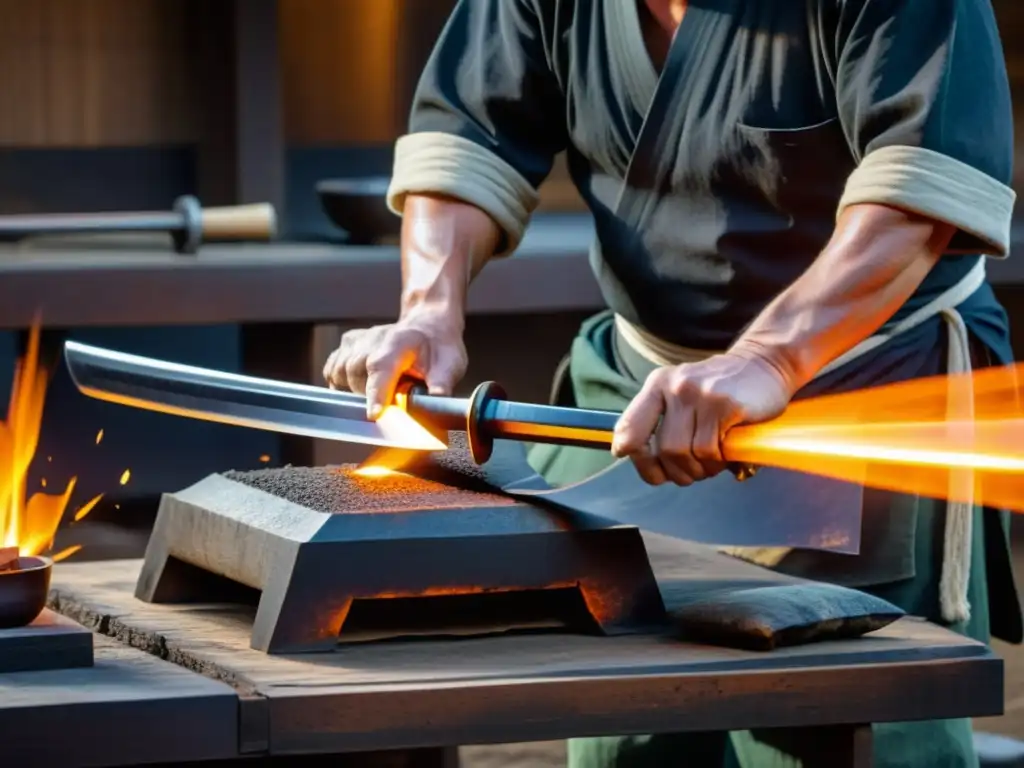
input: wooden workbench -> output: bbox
[2,216,1023,329]
[0,634,239,765]
[0,216,600,329]
[38,534,1001,768]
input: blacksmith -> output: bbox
[323,1,1021,765]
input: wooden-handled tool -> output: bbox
[0,195,276,254]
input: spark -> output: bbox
[51,545,82,563]
[73,494,104,522]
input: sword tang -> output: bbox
[482,399,618,448]
[404,390,616,449]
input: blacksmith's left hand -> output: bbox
[610,349,795,486]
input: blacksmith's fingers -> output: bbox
[323,348,341,389]
[344,352,370,398]
[612,371,667,458]
[630,447,670,486]
[656,396,701,485]
[692,404,728,479]
[364,330,426,419]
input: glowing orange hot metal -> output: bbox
[380,364,1024,511]
[724,363,1024,512]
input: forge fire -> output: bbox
[0,326,102,561]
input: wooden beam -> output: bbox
[234,0,285,213]
[239,322,316,467]
[195,0,284,218]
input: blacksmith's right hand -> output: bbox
[322,312,467,419]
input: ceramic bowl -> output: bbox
[0,555,52,628]
[316,176,399,245]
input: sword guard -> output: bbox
[466,381,507,464]
[394,377,508,464]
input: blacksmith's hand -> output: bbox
[610,351,794,486]
[322,312,467,419]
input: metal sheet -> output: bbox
[478,440,863,554]
[63,341,438,450]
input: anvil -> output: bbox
[136,441,668,654]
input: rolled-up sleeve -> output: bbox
[388,0,567,256]
[829,0,1017,256]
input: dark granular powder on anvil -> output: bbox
[415,431,498,490]
[223,433,516,514]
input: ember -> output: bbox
[0,324,103,559]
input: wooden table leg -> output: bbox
[343,747,460,767]
[152,747,460,766]
[239,322,316,467]
[814,724,873,768]
[748,723,873,768]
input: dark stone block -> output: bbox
[136,458,667,653]
[0,608,94,673]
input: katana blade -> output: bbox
[62,342,747,474]
[62,341,447,451]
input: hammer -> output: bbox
[0,195,276,254]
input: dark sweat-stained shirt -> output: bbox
[387,0,1016,351]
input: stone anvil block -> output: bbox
[0,609,94,673]
[135,455,667,654]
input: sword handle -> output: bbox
[398,376,762,478]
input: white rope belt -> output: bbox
[616,257,987,624]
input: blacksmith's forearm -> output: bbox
[399,194,502,326]
[730,203,954,390]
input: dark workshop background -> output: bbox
[0,0,1021,520]
[0,0,1022,511]
[2,0,1024,760]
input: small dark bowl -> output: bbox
[316,176,400,245]
[0,556,52,628]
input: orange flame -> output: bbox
[51,544,82,563]
[0,324,102,557]
[375,405,447,451]
[352,405,447,477]
[354,464,397,478]
[726,362,1024,511]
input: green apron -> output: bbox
[528,311,1011,768]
